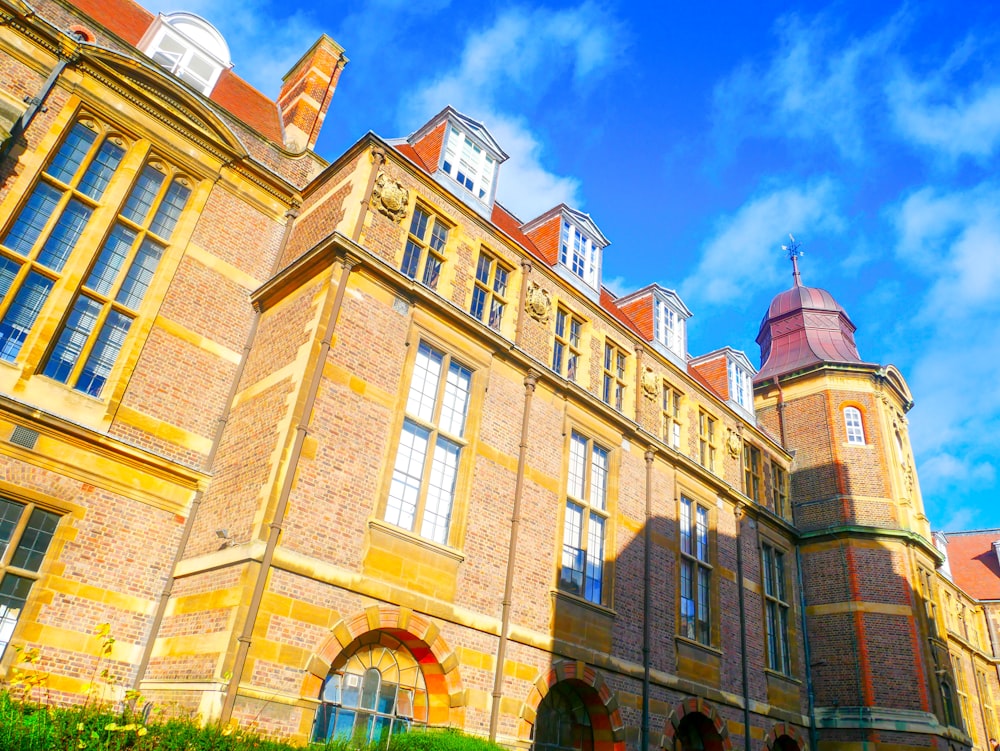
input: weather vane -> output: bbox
[781,233,804,286]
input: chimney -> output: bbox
[277,35,347,152]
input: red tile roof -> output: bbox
[944,531,1000,600]
[66,0,284,144]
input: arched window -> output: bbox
[843,406,865,445]
[312,643,427,746]
[533,682,593,751]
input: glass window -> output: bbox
[400,207,448,291]
[728,359,754,410]
[552,307,582,382]
[469,250,509,331]
[698,411,717,472]
[558,221,600,289]
[559,431,609,604]
[145,27,223,95]
[602,341,627,411]
[762,542,792,674]
[771,462,790,519]
[0,497,60,658]
[844,406,865,445]
[440,125,497,201]
[0,117,191,398]
[743,443,763,503]
[384,342,471,545]
[654,298,683,355]
[679,496,711,645]
[662,383,682,450]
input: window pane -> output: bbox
[116,239,163,309]
[567,433,587,500]
[37,199,92,271]
[385,421,429,532]
[77,139,125,199]
[429,223,448,252]
[3,182,62,255]
[470,285,486,321]
[149,180,190,239]
[421,255,441,289]
[680,498,691,555]
[406,344,442,422]
[0,499,25,558]
[585,515,604,603]
[560,502,584,595]
[439,362,471,437]
[475,255,491,284]
[420,437,459,544]
[697,566,711,642]
[590,445,608,511]
[121,166,165,225]
[0,272,53,362]
[680,560,694,639]
[42,295,101,384]
[76,309,132,396]
[360,669,380,711]
[408,208,428,241]
[0,573,33,654]
[696,506,709,562]
[9,507,58,571]
[0,257,22,303]
[46,123,97,184]
[86,224,136,294]
[400,240,421,279]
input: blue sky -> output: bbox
[149,0,1000,532]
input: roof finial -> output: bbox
[781,233,804,287]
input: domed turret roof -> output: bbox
[755,259,868,383]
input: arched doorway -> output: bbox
[312,636,428,745]
[772,736,800,751]
[675,712,724,751]
[532,680,594,751]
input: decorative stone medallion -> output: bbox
[372,172,408,223]
[641,369,659,401]
[525,281,552,324]
[726,427,742,458]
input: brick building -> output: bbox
[0,1,996,750]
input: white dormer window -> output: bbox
[139,13,232,96]
[560,221,600,290]
[654,299,682,356]
[728,359,754,411]
[441,125,497,202]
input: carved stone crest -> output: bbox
[641,369,659,401]
[726,427,743,459]
[525,281,552,324]
[371,172,408,223]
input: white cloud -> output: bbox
[400,4,623,219]
[680,178,845,307]
[712,13,903,162]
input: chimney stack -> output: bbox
[277,35,346,152]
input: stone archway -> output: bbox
[517,660,626,751]
[763,722,807,751]
[662,698,733,751]
[300,605,463,734]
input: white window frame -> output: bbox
[844,406,865,445]
[559,221,600,290]
[140,20,227,95]
[441,125,497,203]
[654,298,683,356]
[728,359,753,411]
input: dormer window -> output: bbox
[560,221,600,290]
[139,13,232,96]
[728,358,754,411]
[441,125,497,201]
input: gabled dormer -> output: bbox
[615,284,692,368]
[522,205,608,300]
[138,12,232,96]
[689,347,757,420]
[405,107,507,216]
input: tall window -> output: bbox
[679,496,711,644]
[0,497,60,657]
[560,431,609,604]
[844,406,865,445]
[441,125,497,201]
[400,207,448,291]
[771,462,789,518]
[312,643,427,746]
[762,542,791,674]
[0,118,190,397]
[662,383,682,450]
[602,341,626,411]
[385,343,471,545]
[654,299,682,356]
[743,443,763,503]
[698,411,717,472]
[976,669,998,741]
[559,221,599,289]
[469,251,508,331]
[552,307,582,382]
[728,359,753,410]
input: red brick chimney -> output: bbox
[277,35,346,152]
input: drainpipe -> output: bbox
[489,370,539,741]
[514,259,532,347]
[641,449,655,751]
[132,203,300,691]
[796,546,819,751]
[220,147,384,724]
[0,49,71,163]
[735,502,751,751]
